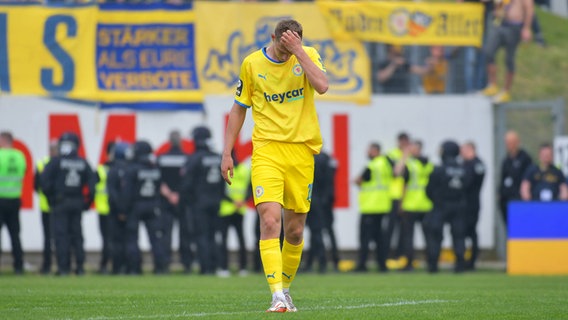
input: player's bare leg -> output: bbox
[257,202,287,312]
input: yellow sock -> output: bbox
[259,238,282,294]
[281,239,304,290]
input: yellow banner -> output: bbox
[0,3,373,106]
[0,5,96,99]
[195,2,371,104]
[317,1,484,47]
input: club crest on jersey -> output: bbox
[255,186,264,198]
[292,64,303,76]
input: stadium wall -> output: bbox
[0,94,494,252]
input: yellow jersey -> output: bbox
[234,46,325,154]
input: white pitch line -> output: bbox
[81,299,453,320]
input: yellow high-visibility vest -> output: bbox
[0,148,26,199]
[388,148,404,200]
[36,157,51,213]
[358,156,392,214]
[402,158,433,213]
[219,163,251,217]
[95,164,110,215]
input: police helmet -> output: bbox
[113,142,130,161]
[192,126,212,149]
[440,140,460,161]
[58,132,80,156]
[192,126,211,142]
[132,140,153,161]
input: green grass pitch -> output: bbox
[1,271,567,319]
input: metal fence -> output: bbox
[493,98,566,259]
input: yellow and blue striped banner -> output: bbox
[508,202,568,275]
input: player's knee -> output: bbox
[260,216,281,238]
[285,224,304,244]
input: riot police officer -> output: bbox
[157,130,192,273]
[106,142,130,274]
[304,150,335,273]
[461,141,486,271]
[321,152,340,271]
[40,132,95,276]
[425,140,471,273]
[123,141,168,274]
[180,126,225,275]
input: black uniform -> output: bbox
[425,141,472,273]
[157,146,193,272]
[34,160,52,274]
[40,133,95,275]
[499,149,532,224]
[180,128,224,275]
[123,141,168,274]
[523,164,566,201]
[321,155,340,270]
[106,143,130,274]
[463,156,485,270]
[305,152,335,273]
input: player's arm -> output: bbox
[280,30,328,94]
[221,103,247,185]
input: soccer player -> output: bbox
[221,19,328,313]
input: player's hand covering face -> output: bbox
[274,30,302,62]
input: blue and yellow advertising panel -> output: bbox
[508,202,568,275]
[97,3,202,110]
